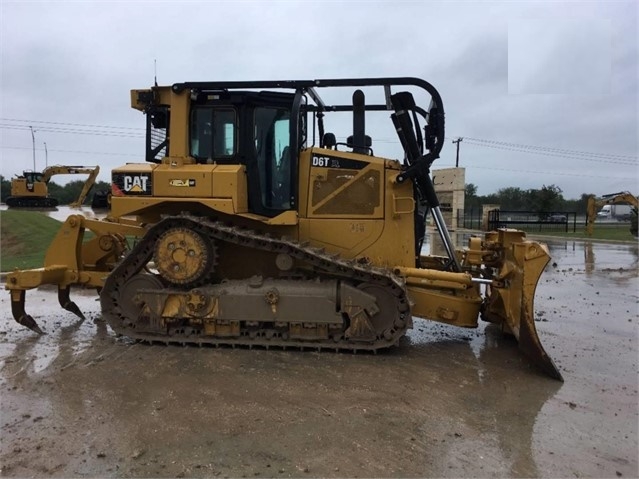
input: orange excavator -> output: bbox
[6,165,100,208]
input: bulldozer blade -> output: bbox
[518,314,562,381]
[10,290,45,334]
[58,287,86,320]
[514,247,564,381]
[482,232,563,381]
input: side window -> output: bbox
[190,108,236,162]
[25,173,43,183]
[146,106,169,163]
[254,107,291,209]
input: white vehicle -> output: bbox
[597,204,633,220]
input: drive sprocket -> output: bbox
[153,227,216,286]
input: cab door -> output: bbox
[244,93,295,217]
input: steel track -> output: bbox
[100,213,411,351]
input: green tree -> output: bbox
[464,183,481,210]
[46,182,68,203]
[494,186,530,210]
[49,179,100,205]
[89,181,111,206]
[577,193,595,215]
[93,180,111,191]
[530,184,564,217]
[0,175,11,202]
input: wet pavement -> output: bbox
[0,230,637,477]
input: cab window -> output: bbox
[190,108,236,162]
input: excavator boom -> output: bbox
[586,191,638,236]
[67,166,100,207]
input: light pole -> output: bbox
[30,126,36,171]
[44,142,48,168]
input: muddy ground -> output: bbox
[0,238,637,478]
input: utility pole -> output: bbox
[30,126,36,171]
[452,137,463,167]
[44,142,48,167]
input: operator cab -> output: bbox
[146,90,296,217]
[20,172,44,182]
[189,91,295,215]
[19,171,44,192]
[184,87,380,218]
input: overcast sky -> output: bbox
[1,1,637,199]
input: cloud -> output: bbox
[508,18,612,94]
[0,1,636,199]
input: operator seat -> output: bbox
[323,133,337,149]
[276,146,291,209]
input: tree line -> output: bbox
[465,183,593,215]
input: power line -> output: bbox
[462,136,637,161]
[434,160,630,180]
[4,117,635,163]
[2,118,636,176]
[0,124,144,139]
[1,117,143,131]
[1,145,141,158]
[341,133,636,164]
[462,141,637,166]
[6,117,634,160]
[2,139,634,181]
[462,164,630,180]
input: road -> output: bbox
[0,237,637,478]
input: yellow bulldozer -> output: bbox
[6,164,100,208]
[5,77,562,380]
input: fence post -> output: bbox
[482,204,500,231]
